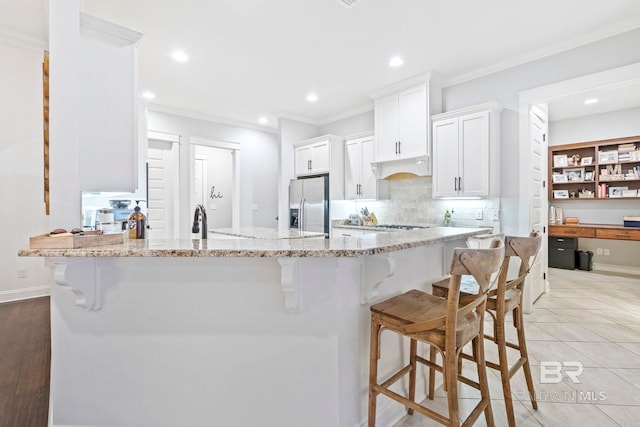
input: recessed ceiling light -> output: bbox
[141,91,155,100]
[258,117,268,124]
[171,51,189,62]
[584,98,599,105]
[389,57,404,67]
[306,93,318,102]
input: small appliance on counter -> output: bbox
[348,214,362,226]
[623,216,640,227]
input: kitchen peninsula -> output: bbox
[20,226,490,427]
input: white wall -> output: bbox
[194,145,233,228]
[319,110,374,137]
[147,110,279,236]
[0,41,51,302]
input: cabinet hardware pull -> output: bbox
[398,141,401,154]
[557,248,565,251]
[458,176,462,192]
[615,233,630,237]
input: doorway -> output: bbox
[518,62,640,311]
[190,138,240,231]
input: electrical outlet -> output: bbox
[604,248,610,256]
[17,268,27,278]
[475,209,483,220]
[596,248,603,255]
[492,210,499,221]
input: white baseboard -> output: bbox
[593,262,640,276]
[0,285,50,304]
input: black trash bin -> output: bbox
[575,250,593,271]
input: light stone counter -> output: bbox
[210,226,325,239]
[19,226,490,258]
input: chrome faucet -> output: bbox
[192,204,208,239]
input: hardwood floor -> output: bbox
[0,297,50,427]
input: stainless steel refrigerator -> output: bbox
[289,175,329,237]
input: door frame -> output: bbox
[189,137,241,231]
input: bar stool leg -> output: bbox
[444,350,461,426]
[515,305,538,410]
[495,311,515,427]
[428,345,436,399]
[408,338,417,415]
[474,334,495,427]
[368,315,381,427]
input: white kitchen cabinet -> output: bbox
[293,134,344,200]
[368,72,442,178]
[432,103,502,198]
[294,139,329,176]
[78,14,142,192]
[374,85,428,162]
[344,133,389,200]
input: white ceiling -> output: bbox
[3,0,640,129]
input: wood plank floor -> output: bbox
[0,297,50,427]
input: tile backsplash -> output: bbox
[335,176,500,231]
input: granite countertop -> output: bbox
[18,226,491,258]
[210,227,325,239]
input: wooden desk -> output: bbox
[549,224,640,241]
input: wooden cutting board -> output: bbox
[29,231,125,249]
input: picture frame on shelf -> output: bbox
[599,150,618,164]
[553,190,569,199]
[584,171,594,181]
[609,186,628,198]
[552,173,568,183]
[553,154,568,168]
[580,157,593,165]
[564,167,585,182]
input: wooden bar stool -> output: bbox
[368,242,504,427]
[431,233,541,427]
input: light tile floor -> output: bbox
[392,268,640,426]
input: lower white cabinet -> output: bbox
[432,103,502,198]
[344,134,389,200]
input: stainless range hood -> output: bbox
[371,155,431,179]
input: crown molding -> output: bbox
[275,111,322,127]
[0,29,47,52]
[147,103,279,135]
[80,13,143,46]
[368,71,441,99]
[317,103,374,126]
[443,17,640,88]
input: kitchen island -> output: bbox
[20,226,491,427]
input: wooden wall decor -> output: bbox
[43,51,50,215]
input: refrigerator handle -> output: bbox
[299,198,305,231]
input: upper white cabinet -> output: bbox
[432,103,502,198]
[78,14,142,192]
[294,139,330,176]
[294,134,344,199]
[344,133,389,200]
[374,85,428,161]
[370,73,442,177]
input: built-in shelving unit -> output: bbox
[548,135,640,201]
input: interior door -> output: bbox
[523,105,549,312]
[147,139,178,239]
